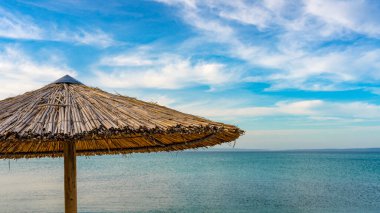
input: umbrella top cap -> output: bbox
[52,75,83,85]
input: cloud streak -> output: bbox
[0,7,43,40]
[176,99,380,121]
[95,50,238,89]
[0,46,76,99]
[0,7,115,47]
[155,0,380,92]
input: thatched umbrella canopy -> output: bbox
[0,75,243,212]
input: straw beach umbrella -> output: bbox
[0,75,243,213]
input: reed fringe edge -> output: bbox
[0,129,243,159]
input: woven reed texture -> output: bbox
[0,82,243,159]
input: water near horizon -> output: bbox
[0,151,379,213]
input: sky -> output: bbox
[0,0,380,150]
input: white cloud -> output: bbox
[176,99,380,120]
[95,52,237,89]
[246,48,380,91]
[54,29,115,48]
[155,0,380,92]
[0,46,76,99]
[0,7,115,47]
[100,54,153,66]
[180,0,380,39]
[304,0,380,38]
[0,7,43,40]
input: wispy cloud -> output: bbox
[53,28,115,48]
[155,0,380,92]
[176,99,380,121]
[95,49,238,89]
[246,47,380,91]
[304,0,380,38]
[0,7,43,40]
[0,7,115,47]
[0,46,76,99]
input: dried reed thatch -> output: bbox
[0,75,243,159]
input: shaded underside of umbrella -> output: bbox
[0,75,243,158]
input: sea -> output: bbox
[0,151,379,213]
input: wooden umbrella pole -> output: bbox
[64,140,77,213]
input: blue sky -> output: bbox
[1,0,380,149]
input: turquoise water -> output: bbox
[0,151,379,213]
